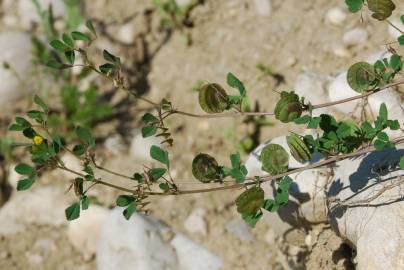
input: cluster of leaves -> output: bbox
[293,103,400,155]
[47,84,114,137]
[152,0,201,30]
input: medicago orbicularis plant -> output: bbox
[8,1,404,227]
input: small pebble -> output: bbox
[254,0,272,16]
[343,28,368,46]
[325,7,347,26]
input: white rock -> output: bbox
[171,233,223,270]
[0,32,33,106]
[328,146,404,270]
[175,0,192,6]
[68,206,109,261]
[97,209,178,270]
[60,152,82,178]
[104,134,125,155]
[388,18,404,40]
[254,0,272,16]
[8,164,20,189]
[0,187,69,235]
[332,44,352,58]
[130,132,163,161]
[18,0,66,28]
[225,218,255,243]
[343,28,368,46]
[184,208,208,236]
[293,73,331,116]
[97,209,223,270]
[116,23,136,44]
[325,7,347,26]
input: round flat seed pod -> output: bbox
[235,186,265,215]
[286,134,312,162]
[347,62,377,93]
[274,92,303,123]
[192,153,220,183]
[260,144,289,175]
[198,83,229,113]
[367,0,395,21]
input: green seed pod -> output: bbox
[367,0,395,21]
[198,83,229,113]
[192,153,220,183]
[274,91,303,123]
[235,187,264,215]
[260,144,289,175]
[347,62,377,93]
[286,134,312,162]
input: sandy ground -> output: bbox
[1,0,403,269]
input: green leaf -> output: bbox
[150,145,169,167]
[46,60,71,69]
[379,103,388,122]
[49,40,70,52]
[142,113,159,124]
[294,115,311,124]
[27,110,44,122]
[389,54,402,71]
[345,0,363,13]
[116,195,135,207]
[377,131,389,141]
[262,199,279,213]
[123,202,137,220]
[399,156,404,169]
[275,189,289,205]
[401,15,404,24]
[23,127,36,138]
[65,202,80,221]
[99,63,115,74]
[159,183,170,192]
[241,210,263,228]
[17,178,35,191]
[76,126,95,147]
[15,163,34,175]
[229,167,247,183]
[398,35,404,45]
[103,50,119,63]
[133,173,145,183]
[65,50,75,65]
[227,72,246,96]
[307,117,321,129]
[16,117,31,128]
[85,20,97,36]
[230,152,241,168]
[386,120,400,130]
[374,139,387,150]
[62,33,74,48]
[72,144,86,156]
[71,31,90,41]
[81,196,90,210]
[148,168,167,181]
[9,124,24,131]
[142,125,157,138]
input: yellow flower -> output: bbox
[33,135,43,145]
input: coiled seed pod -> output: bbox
[347,62,377,93]
[198,83,229,113]
[235,186,264,215]
[192,153,220,183]
[274,91,303,123]
[286,134,312,162]
[260,144,289,175]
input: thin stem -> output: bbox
[91,156,134,180]
[386,19,404,35]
